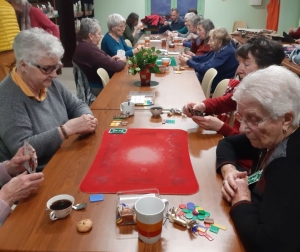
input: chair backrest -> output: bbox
[201,68,218,98]
[124,39,132,47]
[212,79,230,98]
[72,61,96,106]
[97,68,110,87]
[232,20,247,32]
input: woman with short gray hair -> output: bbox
[73,18,126,95]
[0,28,97,171]
[175,12,195,38]
[216,65,300,251]
[101,13,142,57]
[8,0,59,38]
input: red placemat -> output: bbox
[80,129,199,194]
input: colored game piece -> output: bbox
[209,225,219,234]
[181,209,191,213]
[185,213,193,219]
[192,216,197,221]
[197,227,207,233]
[212,223,227,231]
[198,231,214,241]
[186,202,194,210]
[179,203,186,209]
[176,211,185,217]
[195,206,204,211]
[204,223,211,228]
[205,211,210,217]
[204,217,214,224]
[192,209,199,215]
[198,210,206,215]
[197,214,205,221]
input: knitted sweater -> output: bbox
[0,0,20,52]
[0,75,92,171]
[101,32,133,57]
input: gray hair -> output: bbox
[184,12,195,21]
[233,65,300,126]
[107,13,125,31]
[190,15,203,28]
[79,18,100,39]
[13,28,64,67]
[7,0,27,5]
[209,28,231,46]
[198,19,215,35]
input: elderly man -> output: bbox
[159,8,185,34]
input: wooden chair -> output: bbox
[201,68,217,98]
[124,39,132,47]
[97,68,110,87]
[232,20,247,32]
[212,79,230,98]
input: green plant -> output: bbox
[127,47,161,75]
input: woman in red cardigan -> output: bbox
[8,0,59,39]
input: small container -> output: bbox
[168,43,175,48]
[161,39,166,48]
[150,106,163,117]
[158,65,166,73]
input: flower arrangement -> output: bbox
[127,47,161,75]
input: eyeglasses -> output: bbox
[30,63,61,75]
[234,112,271,128]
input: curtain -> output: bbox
[266,0,280,31]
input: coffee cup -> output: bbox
[145,36,150,43]
[135,196,169,244]
[120,102,135,116]
[162,57,171,67]
[47,194,74,221]
[174,36,179,43]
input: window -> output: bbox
[151,0,171,16]
[177,0,198,16]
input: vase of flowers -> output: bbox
[127,47,161,86]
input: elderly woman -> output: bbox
[186,18,214,56]
[175,12,195,37]
[217,65,300,251]
[73,18,126,96]
[0,28,97,171]
[183,37,285,137]
[179,28,238,92]
[8,0,59,38]
[123,12,140,46]
[101,13,142,57]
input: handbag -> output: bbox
[289,47,300,65]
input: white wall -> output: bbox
[94,0,146,34]
[204,0,268,32]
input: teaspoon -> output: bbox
[72,203,87,210]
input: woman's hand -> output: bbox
[183,102,197,117]
[192,115,224,131]
[186,51,195,57]
[64,114,98,136]
[221,164,247,203]
[178,54,189,64]
[0,172,44,206]
[5,146,37,177]
[231,176,251,205]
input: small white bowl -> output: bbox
[150,106,163,117]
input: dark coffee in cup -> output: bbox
[50,199,72,210]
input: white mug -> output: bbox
[120,102,135,116]
[161,57,171,67]
[135,196,169,244]
[46,194,74,221]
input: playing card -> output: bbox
[117,50,125,57]
[23,140,36,173]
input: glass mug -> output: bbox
[161,39,166,48]
[145,36,150,43]
[162,58,171,67]
[174,36,179,43]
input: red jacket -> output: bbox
[191,40,211,56]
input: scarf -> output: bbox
[21,1,32,30]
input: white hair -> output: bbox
[233,65,300,126]
[184,12,195,21]
[13,28,64,67]
[8,0,27,5]
[80,18,100,39]
[107,13,125,31]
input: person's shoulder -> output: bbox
[29,6,43,15]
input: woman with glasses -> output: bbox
[0,28,98,172]
[183,37,285,137]
[101,13,142,57]
[216,66,300,251]
[73,18,126,96]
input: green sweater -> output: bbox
[123,24,137,46]
[177,26,188,34]
[0,75,92,171]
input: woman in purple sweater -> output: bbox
[73,18,126,95]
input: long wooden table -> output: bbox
[282,57,300,75]
[0,34,245,252]
[0,110,244,251]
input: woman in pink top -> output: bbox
[8,0,59,39]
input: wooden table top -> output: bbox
[282,57,300,75]
[0,110,245,252]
